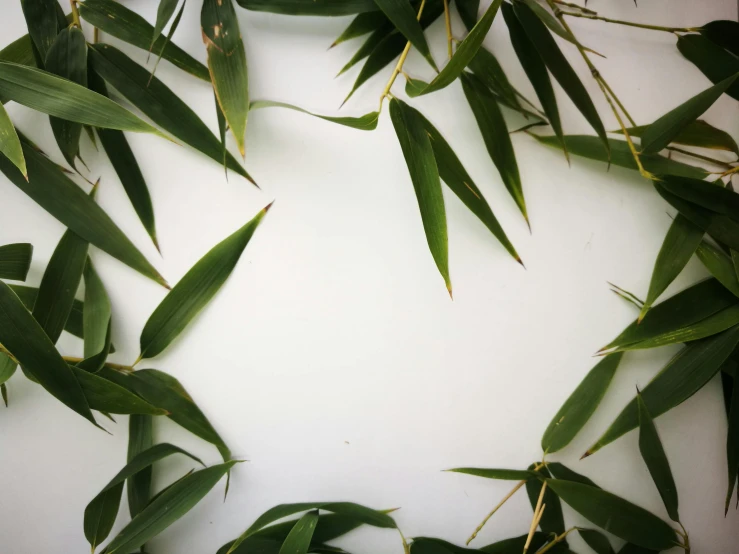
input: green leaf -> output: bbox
[139,204,269,361]
[479,533,549,554]
[410,538,484,554]
[578,529,614,554]
[149,0,188,83]
[88,69,159,251]
[332,11,389,47]
[660,174,739,217]
[0,62,156,134]
[726,374,739,513]
[73,366,165,415]
[461,73,526,225]
[0,243,32,281]
[78,0,210,81]
[0,280,96,425]
[0,103,25,177]
[202,0,249,157]
[639,73,738,155]
[84,443,202,550]
[236,0,379,16]
[532,135,709,179]
[373,0,437,70]
[152,0,181,49]
[639,215,704,319]
[128,415,153,519]
[79,258,112,371]
[9,284,90,343]
[586,324,739,456]
[20,0,60,64]
[696,240,739,298]
[701,20,739,57]
[405,0,503,97]
[226,502,396,554]
[250,101,379,130]
[526,465,564,535]
[278,510,319,554]
[104,460,236,554]
[637,391,680,522]
[445,467,535,480]
[44,26,88,169]
[0,33,37,68]
[336,24,392,77]
[418,111,521,263]
[677,34,739,101]
[541,353,624,453]
[456,0,480,31]
[512,0,609,158]
[99,368,231,461]
[502,3,565,159]
[32,229,88,345]
[621,120,739,157]
[389,98,450,295]
[518,0,598,54]
[602,279,738,352]
[0,142,166,286]
[546,479,677,550]
[88,43,255,184]
[546,462,600,488]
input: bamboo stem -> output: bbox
[443,0,453,59]
[666,146,734,169]
[552,0,597,15]
[70,0,82,28]
[523,483,548,553]
[536,528,577,554]
[560,10,701,33]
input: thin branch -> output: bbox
[560,10,701,34]
[536,528,577,554]
[666,146,735,169]
[443,0,453,59]
[70,0,82,28]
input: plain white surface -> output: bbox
[1,0,738,552]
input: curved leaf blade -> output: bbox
[279,510,319,554]
[332,12,389,47]
[373,0,437,70]
[236,0,379,16]
[0,243,32,281]
[20,0,59,64]
[622,120,739,156]
[677,34,739,101]
[74,366,165,415]
[0,103,25,176]
[152,0,181,49]
[578,529,614,554]
[701,20,739,57]
[128,415,153,519]
[696,240,739,298]
[445,468,535,480]
[250,100,379,130]
[79,258,112,370]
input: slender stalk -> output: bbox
[552,0,597,15]
[70,0,82,28]
[443,0,453,59]
[398,528,411,554]
[537,528,577,554]
[713,164,739,178]
[666,146,734,169]
[380,0,427,110]
[523,483,548,553]
[560,10,701,33]
[93,26,100,44]
[0,344,133,372]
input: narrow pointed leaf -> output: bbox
[479,533,549,554]
[677,34,739,101]
[526,465,564,535]
[405,0,504,97]
[0,33,37,68]
[513,0,609,157]
[74,366,165,415]
[332,12,389,47]
[80,258,112,366]
[32,229,88,344]
[456,0,480,31]
[637,392,679,522]
[278,510,319,554]
[373,0,437,70]
[660,174,739,217]
[20,0,59,64]
[236,0,379,16]
[518,0,592,52]
[0,281,96,425]
[410,538,484,553]
[701,20,739,57]
[202,0,249,157]
[336,25,392,77]
[88,43,254,183]
[389,98,450,295]
[546,480,677,550]
[696,240,739,297]
[250,101,379,130]
[586,324,739,456]
[150,0,187,81]
[418,112,520,262]
[546,462,600,488]
[78,0,210,81]
[152,0,181,49]
[532,135,709,179]
[0,243,32,281]
[542,353,624,453]
[468,47,537,119]
[128,415,153,519]
[104,460,236,554]
[621,120,739,156]
[0,103,25,176]
[461,73,526,223]
[0,143,166,286]
[139,205,269,360]
[502,3,565,158]
[445,468,535,480]
[726,375,739,512]
[578,529,614,554]
[639,215,704,318]
[640,73,738,154]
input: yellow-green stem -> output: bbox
[0,344,133,372]
[553,0,596,15]
[70,0,82,28]
[443,0,453,59]
[667,146,734,169]
[560,10,701,33]
[537,528,577,554]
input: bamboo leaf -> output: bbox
[418,111,521,263]
[405,0,504,98]
[639,215,704,319]
[546,462,600,488]
[518,0,600,55]
[336,25,392,77]
[578,529,614,554]
[512,0,609,157]
[0,280,96,425]
[461,73,526,225]
[103,460,236,554]
[389,98,450,295]
[78,0,210,81]
[32,229,88,345]
[278,510,319,554]
[0,353,16,406]
[696,240,739,298]
[621,120,739,157]
[152,0,181,49]
[0,33,37,68]
[250,101,379,130]
[0,103,25,177]
[546,479,677,550]
[73,366,165,415]
[0,142,166,286]
[20,0,60,64]
[526,465,565,535]
[332,12,389,47]
[479,533,549,554]
[586,324,739,456]
[726,374,739,513]
[701,20,739,57]
[501,2,565,159]
[150,0,188,82]
[660,174,739,217]
[678,34,739,101]
[128,415,153,519]
[139,204,269,360]
[88,43,255,184]
[637,391,680,522]
[532,134,709,179]
[456,0,480,31]
[202,0,249,157]
[639,73,738,155]
[0,243,32,281]
[410,538,483,553]
[445,468,535,480]
[236,0,379,16]
[78,258,113,371]
[373,0,437,70]
[541,353,624,453]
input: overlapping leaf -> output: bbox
[373,0,437,70]
[332,11,389,47]
[128,414,153,519]
[677,34,739,101]
[20,0,60,64]
[701,20,739,57]
[0,243,32,281]
[250,101,379,130]
[622,120,739,157]
[696,240,739,297]
[78,258,112,372]
[0,103,25,176]
[236,0,379,16]
[73,366,165,415]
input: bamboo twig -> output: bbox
[443,0,453,59]
[560,10,701,34]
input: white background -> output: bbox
[1,0,738,552]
